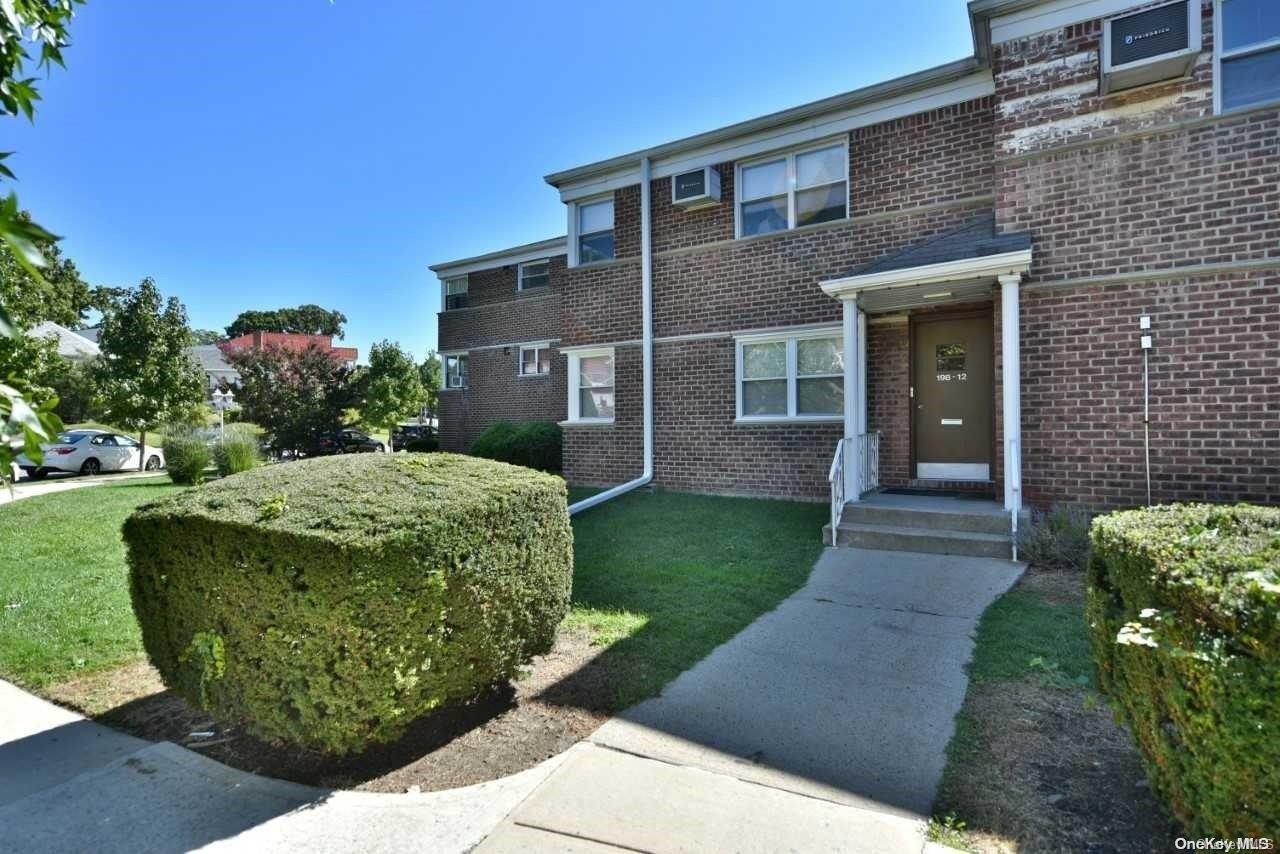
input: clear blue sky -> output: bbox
[4,1,973,363]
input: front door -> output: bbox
[913,314,993,480]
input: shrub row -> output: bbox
[469,421,561,471]
[124,452,573,754]
[1087,503,1280,837]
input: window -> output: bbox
[576,198,615,264]
[444,354,469,389]
[737,141,848,238]
[520,345,551,377]
[1217,0,1280,112]
[736,331,843,421]
[518,259,551,290]
[566,348,614,422]
[443,276,468,311]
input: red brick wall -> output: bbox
[1019,272,1280,508]
[437,255,568,451]
[866,320,910,486]
[853,97,994,217]
[989,0,1280,510]
[562,345,643,486]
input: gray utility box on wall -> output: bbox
[1100,0,1201,94]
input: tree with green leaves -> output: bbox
[225,304,347,339]
[190,328,224,345]
[361,340,426,446]
[419,351,441,422]
[0,0,85,487]
[93,278,206,468]
[222,342,358,457]
[0,0,84,275]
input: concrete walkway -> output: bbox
[0,469,166,505]
[0,547,1022,852]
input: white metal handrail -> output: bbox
[828,438,848,536]
[1009,437,1021,562]
[858,432,880,493]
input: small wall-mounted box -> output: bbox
[1100,0,1200,94]
[671,166,721,210]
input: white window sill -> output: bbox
[440,387,468,392]
[733,416,842,426]
[559,419,615,428]
[517,372,551,379]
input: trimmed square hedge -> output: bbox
[1087,503,1280,837]
[124,452,573,754]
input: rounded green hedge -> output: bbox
[124,452,573,754]
[1087,503,1280,837]
[469,420,561,471]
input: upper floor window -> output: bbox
[736,330,843,422]
[443,276,468,311]
[519,259,551,290]
[1218,0,1280,112]
[566,348,614,422]
[576,199,615,264]
[444,354,469,389]
[737,141,848,238]
[520,344,551,377]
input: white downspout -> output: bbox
[569,156,654,514]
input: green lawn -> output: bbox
[1,482,827,711]
[0,481,187,688]
[565,490,826,709]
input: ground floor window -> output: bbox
[444,354,469,389]
[520,345,551,376]
[566,347,614,422]
[736,330,843,421]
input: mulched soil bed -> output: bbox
[44,627,611,792]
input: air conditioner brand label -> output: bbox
[1110,0,1188,67]
[675,171,705,198]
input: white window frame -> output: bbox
[565,347,615,424]
[1214,0,1280,115]
[518,343,553,378]
[734,327,844,424]
[441,276,469,312]
[442,352,469,390]
[518,259,551,291]
[734,137,850,240]
[568,195,615,267]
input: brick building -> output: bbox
[223,331,358,367]
[432,0,1279,517]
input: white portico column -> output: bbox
[843,298,862,502]
[999,274,1023,512]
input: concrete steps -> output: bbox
[823,494,1019,559]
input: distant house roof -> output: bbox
[843,213,1032,279]
[79,326,102,343]
[26,321,101,362]
[187,344,237,374]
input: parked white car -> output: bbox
[16,429,165,479]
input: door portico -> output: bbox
[822,237,1032,513]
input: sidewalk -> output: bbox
[1,470,166,505]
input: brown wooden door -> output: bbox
[913,314,993,480]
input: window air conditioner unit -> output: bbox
[671,166,721,210]
[1100,0,1200,94]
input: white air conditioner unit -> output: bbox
[671,166,721,210]
[1100,0,1200,94]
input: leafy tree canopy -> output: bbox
[361,340,426,434]
[93,278,206,465]
[0,0,84,275]
[419,351,441,419]
[190,328,223,345]
[225,304,347,339]
[0,209,92,328]
[223,343,358,455]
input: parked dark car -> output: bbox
[312,429,385,455]
[390,423,436,452]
